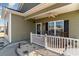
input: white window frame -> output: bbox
[48,20,64,36]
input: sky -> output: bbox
[0,7,4,25]
[0,4,7,26]
[0,3,17,26]
[0,10,6,26]
[0,19,6,26]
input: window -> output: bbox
[56,21,64,36]
[48,21,54,35]
[47,20,68,37]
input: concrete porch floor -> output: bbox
[0,40,60,56]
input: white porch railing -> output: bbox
[30,32,79,54]
[30,32,45,47]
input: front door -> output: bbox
[36,23,42,34]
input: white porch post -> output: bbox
[9,12,11,43]
[30,32,32,43]
[45,34,47,48]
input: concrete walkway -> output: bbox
[0,38,9,49]
[0,43,18,56]
[0,41,27,56]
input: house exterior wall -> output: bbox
[35,10,79,39]
[11,14,35,42]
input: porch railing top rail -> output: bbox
[46,35,79,41]
[32,33,79,41]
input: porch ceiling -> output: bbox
[25,3,79,20]
[6,3,79,20]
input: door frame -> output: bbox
[36,23,42,34]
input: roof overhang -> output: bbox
[6,3,79,20]
[25,3,79,20]
[10,3,56,17]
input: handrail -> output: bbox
[32,33,79,41]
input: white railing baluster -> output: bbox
[57,38,58,48]
[56,38,57,48]
[75,40,76,48]
[61,38,62,48]
[77,41,78,48]
[54,37,56,48]
[71,40,73,48]
[49,37,50,47]
[69,39,71,48]
[45,34,47,48]
[73,40,75,48]
[73,40,74,48]
[58,38,59,48]
[51,37,52,48]
[53,37,54,48]
[48,37,49,47]
[30,32,32,43]
[50,37,51,47]
[50,37,52,48]
[55,37,56,48]
[59,37,60,48]
[64,39,66,48]
[67,39,69,48]
[62,38,63,48]
[54,37,55,48]
[72,40,73,48]
[58,38,60,48]
[64,39,65,48]
[65,39,67,48]
[53,38,55,48]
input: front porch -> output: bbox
[28,7,79,55]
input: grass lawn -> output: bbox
[0,32,5,37]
